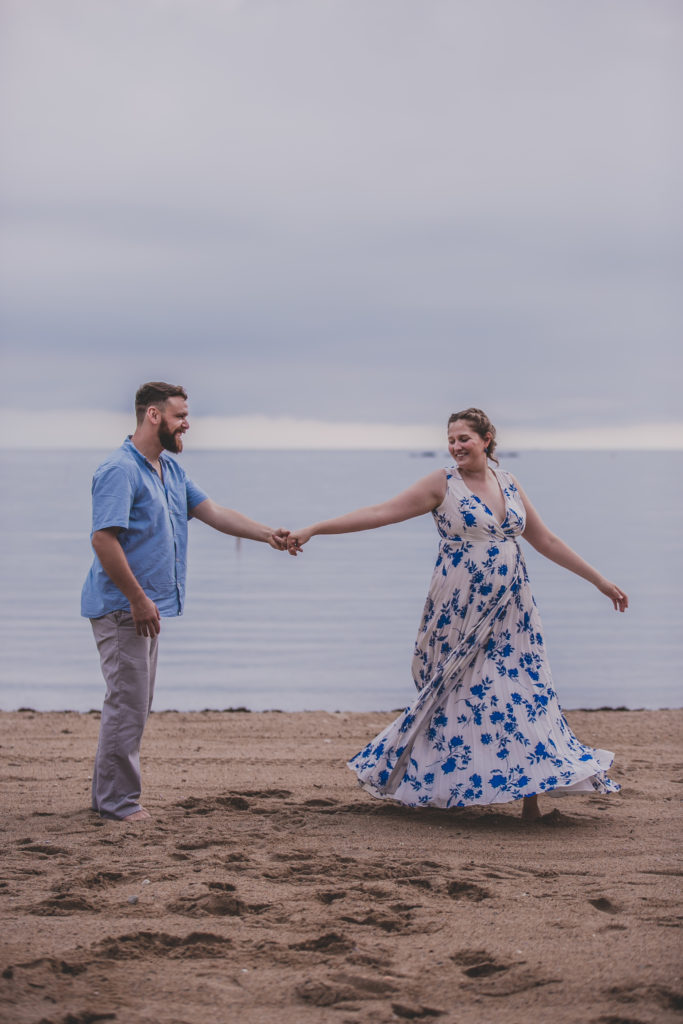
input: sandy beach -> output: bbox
[1,708,681,1024]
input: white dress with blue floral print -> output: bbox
[347,465,620,808]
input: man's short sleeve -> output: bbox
[186,477,209,514]
[91,464,134,533]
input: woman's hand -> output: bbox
[596,578,629,612]
[287,526,315,556]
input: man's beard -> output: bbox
[158,418,184,453]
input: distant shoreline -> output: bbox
[2,446,682,453]
[2,704,680,715]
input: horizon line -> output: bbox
[1,444,682,453]
[3,410,683,452]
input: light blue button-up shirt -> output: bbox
[81,438,208,618]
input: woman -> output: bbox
[288,409,628,821]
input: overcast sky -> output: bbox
[1,0,681,448]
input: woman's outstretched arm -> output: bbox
[288,469,448,554]
[514,477,628,612]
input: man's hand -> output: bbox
[130,594,162,637]
[268,528,290,551]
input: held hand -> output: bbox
[268,528,290,551]
[597,579,629,612]
[130,595,162,637]
[287,526,315,556]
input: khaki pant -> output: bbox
[90,611,159,819]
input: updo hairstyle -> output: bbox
[448,408,499,464]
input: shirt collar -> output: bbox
[123,435,170,472]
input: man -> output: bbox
[81,382,288,821]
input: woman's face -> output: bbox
[447,419,491,470]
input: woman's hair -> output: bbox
[448,407,499,464]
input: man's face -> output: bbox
[157,396,189,453]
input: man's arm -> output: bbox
[191,499,289,550]
[91,528,162,636]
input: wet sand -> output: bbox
[1,708,681,1024]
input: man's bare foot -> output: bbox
[122,808,151,821]
[521,794,541,821]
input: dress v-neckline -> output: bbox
[452,465,508,527]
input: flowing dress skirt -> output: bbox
[347,467,620,808]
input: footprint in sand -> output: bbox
[271,850,314,862]
[606,983,683,1013]
[231,788,293,799]
[452,949,559,996]
[400,876,433,891]
[175,838,212,851]
[28,893,95,915]
[214,795,250,810]
[452,949,497,965]
[82,870,124,887]
[167,879,270,918]
[589,897,621,915]
[17,842,67,857]
[452,949,510,977]
[447,880,490,902]
[2,955,87,981]
[295,971,398,1007]
[463,961,509,978]
[593,1016,649,1024]
[167,892,246,917]
[5,935,233,980]
[93,930,233,960]
[176,797,212,815]
[340,909,412,933]
[392,1002,446,1019]
[289,932,354,954]
[176,795,250,814]
[38,1011,116,1023]
[329,972,446,1019]
[316,890,347,905]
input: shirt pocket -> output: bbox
[165,489,188,520]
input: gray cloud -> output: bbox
[1,0,681,430]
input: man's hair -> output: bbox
[135,382,188,424]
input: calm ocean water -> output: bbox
[0,449,680,712]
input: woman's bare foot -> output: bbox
[122,808,151,821]
[521,794,541,821]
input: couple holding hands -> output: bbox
[82,382,627,823]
